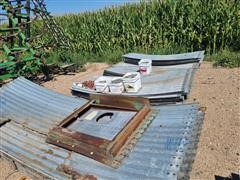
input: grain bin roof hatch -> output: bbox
[47,95,151,168]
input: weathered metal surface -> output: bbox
[103,62,197,77]
[67,103,204,180]
[47,95,151,167]
[0,96,204,180]
[73,70,187,95]
[68,108,137,140]
[0,121,71,179]
[0,77,88,134]
[123,51,205,65]
[72,90,184,104]
[72,63,197,103]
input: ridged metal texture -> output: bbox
[103,62,197,77]
[123,51,205,65]
[66,103,204,180]
[0,122,72,179]
[72,63,197,103]
[0,78,204,180]
[72,90,183,104]
[0,77,88,134]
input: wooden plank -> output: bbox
[109,104,151,156]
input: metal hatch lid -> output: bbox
[0,102,204,180]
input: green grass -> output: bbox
[0,52,5,61]
[45,45,189,65]
[45,47,240,69]
[210,50,240,68]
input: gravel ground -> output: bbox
[0,62,239,180]
[189,62,240,179]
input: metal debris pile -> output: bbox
[0,51,205,180]
[72,51,204,104]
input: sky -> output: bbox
[44,0,140,15]
[0,0,139,24]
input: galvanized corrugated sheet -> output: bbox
[67,103,204,180]
[73,69,187,95]
[0,80,204,180]
[103,62,197,77]
[72,63,197,103]
[123,51,205,65]
[0,121,71,179]
[71,90,184,105]
[0,77,88,134]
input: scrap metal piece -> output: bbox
[67,108,137,140]
[103,62,197,77]
[47,95,151,167]
[0,77,88,134]
[72,63,198,103]
[0,78,205,179]
[123,51,205,65]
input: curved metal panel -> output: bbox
[0,77,88,134]
[0,101,204,180]
[72,64,197,103]
[103,62,196,77]
[123,51,205,65]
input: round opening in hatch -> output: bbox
[96,112,114,123]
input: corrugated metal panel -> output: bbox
[103,62,197,77]
[71,90,184,105]
[72,63,197,103]
[67,103,204,180]
[0,77,88,134]
[0,122,71,180]
[123,51,205,65]
[73,69,187,95]
[0,100,204,180]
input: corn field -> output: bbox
[33,0,240,55]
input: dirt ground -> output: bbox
[189,62,240,179]
[0,62,239,180]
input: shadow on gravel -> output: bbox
[215,173,240,180]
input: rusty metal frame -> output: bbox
[46,95,151,167]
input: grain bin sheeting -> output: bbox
[103,62,197,77]
[72,63,197,103]
[0,79,204,180]
[0,77,88,134]
[123,51,205,65]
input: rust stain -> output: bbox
[59,164,97,180]
[47,95,151,167]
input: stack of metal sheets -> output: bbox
[72,51,204,103]
[123,51,205,65]
[0,78,204,179]
[72,62,199,103]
